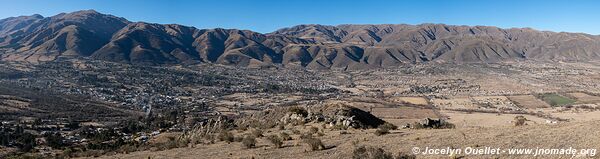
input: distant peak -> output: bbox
[61,9,103,17]
[31,14,44,19]
[75,9,100,14]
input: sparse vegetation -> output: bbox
[395,152,417,159]
[242,136,256,149]
[163,136,181,150]
[250,129,264,138]
[289,106,308,117]
[330,124,348,130]
[514,115,527,126]
[299,133,313,139]
[308,126,319,134]
[217,131,234,143]
[302,136,325,151]
[352,146,416,159]
[291,129,302,134]
[233,136,244,142]
[375,127,390,136]
[44,132,66,149]
[267,135,283,148]
[279,132,292,141]
[352,146,393,159]
[375,123,397,136]
[379,122,398,130]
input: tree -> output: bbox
[17,132,36,152]
[45,132,65,149]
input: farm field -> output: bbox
[539,93,577,106]
[388,97,429,105]
[508,95,550,109]
[567,92,600,103]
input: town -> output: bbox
[1,60,600,158]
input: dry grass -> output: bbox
[266,135,283,148]
[279,132,292,141]
[303,137,325,151]
[89,120,600,159]
[567,92,600,103]
[371,107,439,119]
[352,146,393,159]
[217,131,234,143]
[241,136,256,149]
[390,97,429,105]
[508,95,550,109]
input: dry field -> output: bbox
[388,97,429,105]
[372,107,440,127]
[442,110,547,128]
[431,97,478,110]
[551,111,600,122]
[371,107,438,119]
[508,95,550,109]
[567,92,600,104]
[470,96,519,111]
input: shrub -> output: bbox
[331,124,348,130]
[308,126,319,134]
[291,120,305,126]
[291,129,301,134]
[250,129,264,138]
[266,135,283,148]
[203,134,215,142]
[299,133,313,139]
[242,136,256,149]
[16,132,36,152]
[379,123,397,130]
[352,146,393,159]
[279,132,292,141]
[351,139,360,146]
[514,116,527,126]
[302,137,324,151]
[164,137,179,150]
[317,132,325,136]
[396,152,417,159]
[375,126,390,136]
[217,131,234,143]
[233,136,244,142]
[289,106,308,117]
[45,132,65,149]
[63,147,74,157]
[438,122,455,129]
[118,144,138,154]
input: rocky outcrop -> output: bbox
[277,104,386,129]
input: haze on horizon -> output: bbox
[0,0,599,35]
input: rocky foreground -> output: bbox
[86,106,600,159]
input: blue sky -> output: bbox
[1,0,599,35]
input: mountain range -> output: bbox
[1,10,600,69]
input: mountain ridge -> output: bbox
[1,10,599,69]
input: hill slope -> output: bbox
[1,11,600,68]
[88,120,600,159]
